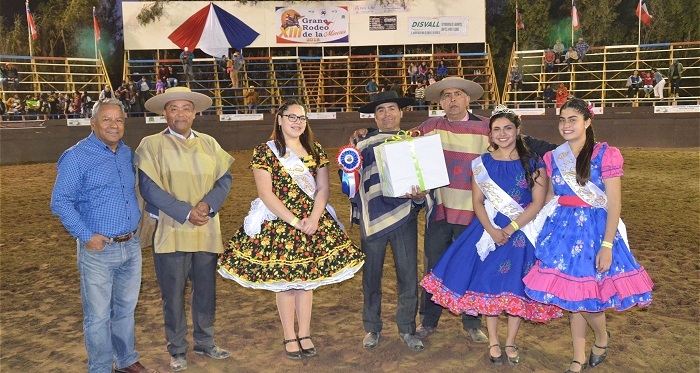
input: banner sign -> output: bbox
[67,118,91,126]
[429,109,446,117]
[359,112,375,119]
[276,6,349,44]
[353,2,408,14]
[556,107,603,115]
[307,112,337,120]
[408,17,468,37]
[654,105,700,114]
[511,108,546,116]
[370,16,397,31]
[220,114,265,121]
[145,116,167,124]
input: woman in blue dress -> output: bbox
[523,98,653,373]
[420,106,562,366]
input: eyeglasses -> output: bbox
[281,114,307,122]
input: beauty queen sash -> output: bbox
[552,142,629,246]
[243,141,343,237]
[472,156,552,261]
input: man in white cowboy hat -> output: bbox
[134,87,234,371]
[354,91,427,352]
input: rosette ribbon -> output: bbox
[336,146,362,198]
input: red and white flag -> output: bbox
[516,9,525,30]
[571,0,580,31]
[93,7,100,43]
[26,2,38,40]
[636,0,653,26]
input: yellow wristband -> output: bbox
[509,221,520,231]
[290,217,299,226]
[601,241,613,249]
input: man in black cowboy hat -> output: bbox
[354,91,427,352]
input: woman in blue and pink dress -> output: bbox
[523,98,653,373]
[420,106,562,367]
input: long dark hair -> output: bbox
[560,98,595,186]
[488,112,540,190]
[271,99,319,163]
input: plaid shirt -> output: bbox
[51,133,140,242]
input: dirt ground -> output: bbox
[1,147,698,373]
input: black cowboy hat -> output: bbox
[359,91,415,114]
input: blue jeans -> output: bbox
[78,234,142,372]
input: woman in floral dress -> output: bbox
[523,98,653,373]
[218,100,364,360]
[420,106,562,366]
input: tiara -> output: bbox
[491,104,515,116]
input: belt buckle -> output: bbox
[112,230,136,243]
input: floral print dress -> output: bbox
[523,143,653,312]
[218,143,364,292]
[420,153,562,322]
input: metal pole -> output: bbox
[26,0,33,57]
[515,1,519,51]
[94,7,98,61]
[637,0,642,45]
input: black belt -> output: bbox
[112,229,137,243]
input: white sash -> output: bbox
[552,142,629,246]
[471,156,547,261]
[243,141,343,237]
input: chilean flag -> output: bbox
[168,2,260,58]
[26,2,38,40]
[571,0,580,31]
[93,7,100,43]
[636,0,653,26]
[516,9,524,30]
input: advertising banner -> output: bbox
[67,118,91,126]
[220,114,265,121]
[654,105,700,114]
[276,6,349,44]
[353,2,408,14]
[408,17,468,37]
[144,116,167,124]
[307,112,337,120]
[370,16,397,31]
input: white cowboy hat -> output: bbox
[144,86,212,114]
[424,77,484,102]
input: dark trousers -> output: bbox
[153,249,218,356]
[362,208,419,335]
[627,84,640,98]
[670,77,681,95]
[420,219,482,329]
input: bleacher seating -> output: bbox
[503,41,700,108]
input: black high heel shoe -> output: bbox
[488,344,503,365]
[588,330,610,367]
[283,338,302,360]
[505,345,520,366]
[565,360,587,373]
[298,336,317,357]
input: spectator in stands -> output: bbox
[641,71,654,97]
[408,63,418,84]
[390,81,403,96]
[116,81,131,112]
[555,83,569,108]
[544,48,556,73]
[543,83,555,107]
[576,38,590,62]
[99,85,113,100]
[219,55,229,81]
[426,68,436,85]
[554,57,565,73]
[365,77,379,102]
[156,79,166,95]
[0,99,5,120]
[509,66,523,92]
[418,61,428,82]
[72,92,82,118]
[38,93,51,120]
[436,59,448,80]
[158,65,178,88]
[47,92,59,118]
[127,80,140,113]
[82,91,94,118]
[180,47,195,83]
[553,39,566,61]
[137,76,153,114]
[565,46,579,70]
[1,63,20,90]
[652,68,666,100]
[668,59,683,97]
[244,85,260,114]
[230,52,243,88]
[626,70,641,98]
[414,80,426,110]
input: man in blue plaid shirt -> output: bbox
[50,98,157,373]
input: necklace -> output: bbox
[496,149,516,160]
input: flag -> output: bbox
[516,9,525,30]
[26,2,38,40]
[93,7,100,43]
[572,0,580,31]
[636,0,653,26]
